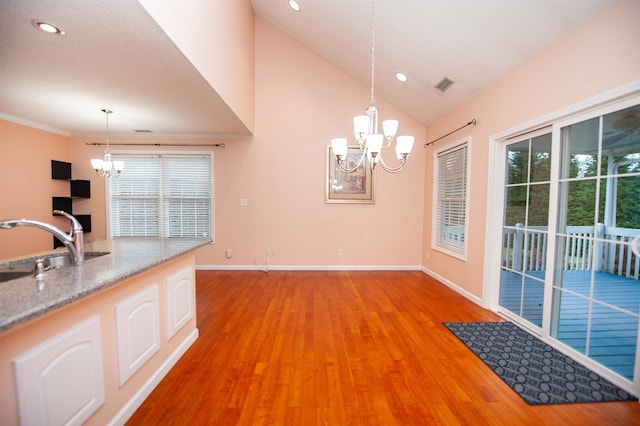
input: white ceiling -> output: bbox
[0,0,616,139]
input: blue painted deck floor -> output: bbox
[500,270,639,380]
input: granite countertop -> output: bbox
[0,237,210,333]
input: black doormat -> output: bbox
[443,321,636,405]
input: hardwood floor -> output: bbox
[126,270,640,425]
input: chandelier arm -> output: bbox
[335,149,368,173]
[376,152,407,173]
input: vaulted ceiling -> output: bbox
[0,0,615,138]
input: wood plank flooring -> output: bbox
[126,270,640,425]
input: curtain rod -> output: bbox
[85,142,225,148]
[424,119,476,148]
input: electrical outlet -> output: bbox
[271,248,277,256]
[337,248,343,256]
[266,248,271,256]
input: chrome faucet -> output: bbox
[0,210,84,265]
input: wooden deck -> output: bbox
[500,269,639,380]
[126,271,640,425]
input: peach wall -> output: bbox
[0,120,71,259]
[70,17,426,268]
[215,18,425,267]
[138,0,255,134]
[422,0,640,298]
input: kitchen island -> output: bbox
[0,237,210,425]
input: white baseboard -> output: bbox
[108,328,199,426]
[196,264,422,271]
[420,266,483,306]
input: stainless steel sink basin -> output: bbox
[0,270,34,281]
[0,251,110,282]
[44,251,110,268]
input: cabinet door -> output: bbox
[13,316,105,425]
[115,285,160,386]
[166,266,195,340]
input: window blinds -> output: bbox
[434,143,468,256]
[109,154,213,238]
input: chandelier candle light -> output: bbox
[330,0,414,173]
[90,108,124,177]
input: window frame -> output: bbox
[431,137,471,260]
[105,151,215,241]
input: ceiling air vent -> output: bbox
[435,77,454,93]
[134,129,152,133]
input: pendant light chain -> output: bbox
[369,0,376,107]
[102,108,112,151]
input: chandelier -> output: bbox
[90,108,124,177]
[330,0,414,174]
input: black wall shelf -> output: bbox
[51,160,72,180]
[51,160,92,249]
[52,197,73,214]
[70,180,91,198]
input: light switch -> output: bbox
[240,198,248,206]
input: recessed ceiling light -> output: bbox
[32,20,65,35]
[395,72,408,82]
[289,0,301,12]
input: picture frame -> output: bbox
[325,145,375,203]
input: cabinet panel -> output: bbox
[115,285,160,387]
[165,266,195,340]
[13,316,105,425]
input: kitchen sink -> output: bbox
[0,251,110,282]
[45,251,110,268]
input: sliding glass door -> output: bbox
[497,102,640,384]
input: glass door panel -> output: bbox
[551,104,640,381]
[552,287,590,352]
[500,133,552,327]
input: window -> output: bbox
[432,138,470,259]
[108,153,214,239]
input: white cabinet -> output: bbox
[1,253,198,425]
[13,316,105,425]
[165,266,195,340]
[115,285,160,387]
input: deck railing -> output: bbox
[502,224,640,279]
